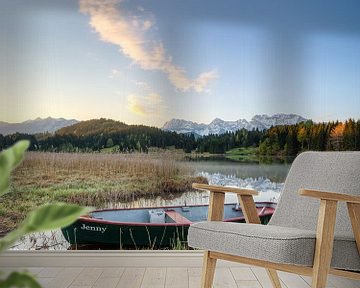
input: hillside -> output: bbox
[56,118,129,136]
[28,118,188,153]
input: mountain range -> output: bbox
[0,114,307,136]
[162,114,307,136]
[0,117,79,136]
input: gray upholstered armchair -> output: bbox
[188,152,360,288]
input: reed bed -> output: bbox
[15,152,185,182]
[0,152,207,234]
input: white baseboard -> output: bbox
[0,250,247,268]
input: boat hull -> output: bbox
[62,220,191,248]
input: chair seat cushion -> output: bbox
[188,222,360,271]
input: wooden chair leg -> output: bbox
[201,251,217,288]
[347,202,360,254]
[266,269,282,288]
[238,195,282,287]
[311,200,337,288]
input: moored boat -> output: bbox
[61,202,276,248]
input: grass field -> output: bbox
[225,147,259,162]
[0,152,207,234]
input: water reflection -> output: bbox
[189,161,290,182]
[200,173,284,203]
[11,231,68,250]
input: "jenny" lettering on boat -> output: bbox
[80,224,107,233]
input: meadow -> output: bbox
[225,147,259,162]
[0,152,207,234]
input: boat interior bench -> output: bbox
[165,210,192,224]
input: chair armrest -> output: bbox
[299,189,360,204]
[192,183,258,196]
[299,189,360,242]
[301,189,360,264]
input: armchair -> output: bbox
[188,152,360,288]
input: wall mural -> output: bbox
[1,0,359,251]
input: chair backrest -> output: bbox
[269,151,360,238]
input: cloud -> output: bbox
[133,80,152,91]
[111,69,120,75]
[109,68,121,78]
[127,93,164,116]
[143,20,153,31]
[79,0,217,92]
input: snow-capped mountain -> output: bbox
[250,114,307,131]
[0,117,79,135]
[162,114,307,136]
[161,119,207,135]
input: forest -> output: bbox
[1,118,360,156]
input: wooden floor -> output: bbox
[1,251,359,288]
[3,266,360,288]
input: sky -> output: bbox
[1,0,360,127]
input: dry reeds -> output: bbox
[15,152,186,182]
[2,152,208,233]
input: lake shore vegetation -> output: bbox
[225,147,259,162]
[0,151,207,234]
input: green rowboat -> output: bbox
[61,202,275,248]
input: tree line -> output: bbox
[0,119,359,155]
[259,119,360,156]
[0,128,193,153]
[195,129,264,154]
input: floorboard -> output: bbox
[2,252,360,288]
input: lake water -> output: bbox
[11,159,291,250]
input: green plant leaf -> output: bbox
[0,140,30,196]
[21,203,91,234]
[0,171,10,197]
[0,271,41,288]
[9,141,30,170]
[0,203,91,252]
[0,229,23,253]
